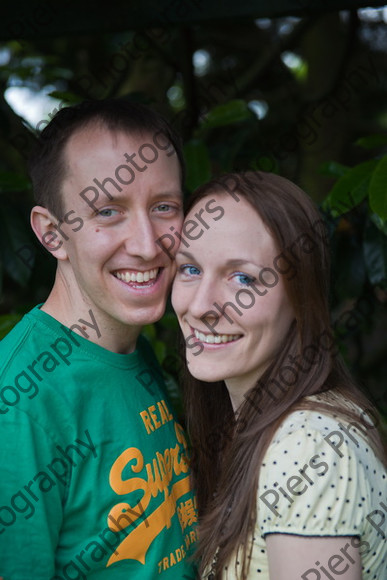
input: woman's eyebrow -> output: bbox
[222,258,265,269]
[176,250,196,260]
[225,258,255,267]
[176,253,263,269]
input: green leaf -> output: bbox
[200,99,253,130]
[184,139,211,192]
[370,213,387,235]
[154,340,167,365]
[158,312,179,330]
[363,220,387,286]
[319,161,349,178]
[0,314,23,340]
[0,171,31,193]
[323,159,378,216]
[369,156,387,220]
[355,134,387,149]
[47,91,82,104]
[250,155,279,174]
[141,323,157,342]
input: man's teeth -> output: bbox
[194,329,240,344]
[115,268,158,283]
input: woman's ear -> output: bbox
[30,206,68,261]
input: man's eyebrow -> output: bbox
[106,190,183,201]
[152,190,184,199]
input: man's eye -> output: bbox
[156,204,173,212]
[97,209,119,217]
[234,273,256,285]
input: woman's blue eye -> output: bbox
[235,273,255,285]
[180,265,200,276]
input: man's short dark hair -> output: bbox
[28,98,185,219]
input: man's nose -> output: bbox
[124,215,161,262]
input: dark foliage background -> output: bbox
[0,5,386,421]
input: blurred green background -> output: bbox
[0,1,386,420]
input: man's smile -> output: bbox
[113,268,160,284]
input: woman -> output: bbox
[171,171,386,580]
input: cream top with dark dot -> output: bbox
[216,406,386,580]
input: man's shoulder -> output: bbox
[0,305,78,381]
[0,306,38,356]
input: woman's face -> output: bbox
[171,193,295,408]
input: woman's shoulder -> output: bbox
[257,392,386,546]
[266,392,384,482]
[271,391,379,450]
[272,405,339,441]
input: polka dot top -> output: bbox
[217,404,386,580]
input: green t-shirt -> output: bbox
[0,306,198,579]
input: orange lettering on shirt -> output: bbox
[140,410,154,434]
[107,422,193,565]
[149,405,161,429]
[139,399,174,434]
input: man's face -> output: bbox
[56,124,183,334]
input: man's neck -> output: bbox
[42,277,141,354]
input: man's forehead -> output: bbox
[59,122,181,210]
[65,125,153,159]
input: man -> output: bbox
[0,99,198,579]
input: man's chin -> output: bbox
[125,303,168,328]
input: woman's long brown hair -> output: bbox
[181,171,386,579]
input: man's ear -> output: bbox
[30,206,68,261]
